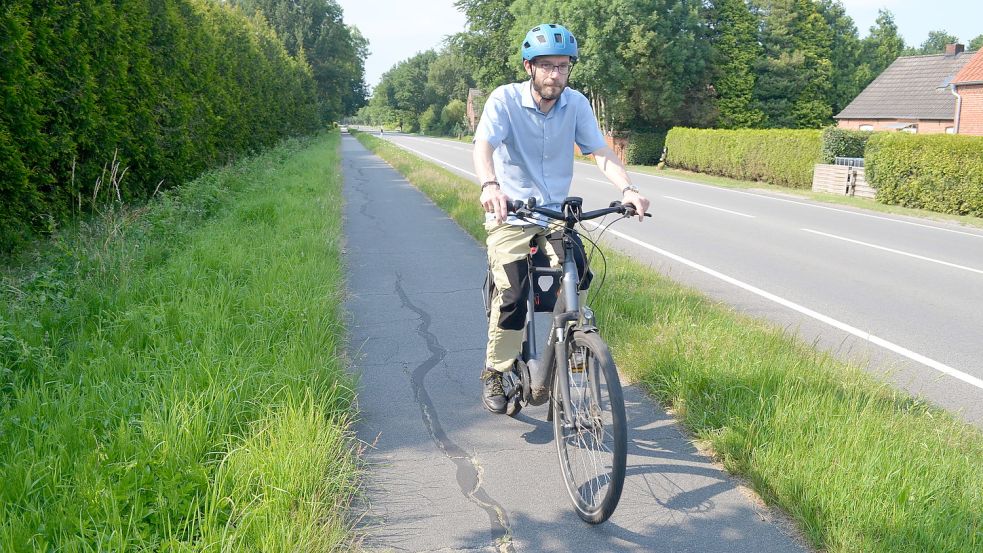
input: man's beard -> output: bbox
[533,76,564,101]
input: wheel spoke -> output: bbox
[554,333,626,523]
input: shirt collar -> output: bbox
[520,80,568,114]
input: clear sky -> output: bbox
[336,0,983,91]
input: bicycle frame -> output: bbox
[519,223,591,425]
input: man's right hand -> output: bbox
[480,184,511,224]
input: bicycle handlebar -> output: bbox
[507,197,651,223]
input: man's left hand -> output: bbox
[622,190,650,221]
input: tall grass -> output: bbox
[0,132,359,550]
[354,130,983,552]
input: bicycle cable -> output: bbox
[576,212,633,309]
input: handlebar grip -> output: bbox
[506,200,525,213]
[623,202,653,218]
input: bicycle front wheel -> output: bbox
[552,330,627,524]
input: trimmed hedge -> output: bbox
[0,0,322,252]
[820,127,873,162]
[624,131,668,165]
[866,133,983,216]
[665,128,822,188]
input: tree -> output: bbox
[751,0,834,128]
[231,0,369,120]
[453,0,517,89]
[705,0,764,128]
[509,0,711,132]
[970,34,983,51]
[816,0,861,117]
[854,9,905,93]
[441,99,467,135]
[369,51,439,131]
[906,30,961,55]
[427,43,475,103]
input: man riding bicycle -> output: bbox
[473,23,650,414]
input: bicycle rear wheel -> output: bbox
[552,330,627,524]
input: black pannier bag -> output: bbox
[483,242,561,320]
[530,244,561,313]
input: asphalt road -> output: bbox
[342,135,807,552]
[371,131,983,426]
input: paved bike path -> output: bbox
[342,135,807,552]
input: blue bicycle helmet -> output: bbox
[521,23,578,62]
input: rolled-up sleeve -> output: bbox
[475,88,510,148]
[573,96,607,155]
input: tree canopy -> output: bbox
[362,0,969,136]
[231,0,369,121]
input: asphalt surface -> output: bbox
[342,135,807,552]
[371,132,983,427]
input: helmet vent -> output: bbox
[532,26,541,32]
[536,35,546,44]
[554,33,562,43]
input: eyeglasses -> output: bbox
[533,62,573,75]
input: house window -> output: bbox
[945,127,955,134]
[859,124,874,131]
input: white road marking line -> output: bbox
[403,135,473,152]
[598,225,983,391]
[386,140,983,391]
[802,228,983,276]
[385,140,477,177]
[621,170,983,240]
[663,195,756,218]
[415,138,977,238]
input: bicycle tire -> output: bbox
[552,330,627,524]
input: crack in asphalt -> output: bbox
[394,273,516,553]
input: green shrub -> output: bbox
[419,105,441,135]
[0,0,322,253]
[665,128,822,188]
[441,99,467,135]
[624,131,668,166]
[866,133,983,215]
[820,127,873,162]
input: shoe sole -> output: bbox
[482,398,507,414]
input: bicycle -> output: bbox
[482,196,650,524]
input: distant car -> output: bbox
[340,125,349,133]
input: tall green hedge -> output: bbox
[866,133,983,216]
[820,127,873,162]
[623,131,668,166]
[665,128,823,188]
[0,0,322,252]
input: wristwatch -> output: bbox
[621,184,639,194]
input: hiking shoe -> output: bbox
[480,369,507,414]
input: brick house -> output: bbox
[951,47,983,135]
[835,44,976,134]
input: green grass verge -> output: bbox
[1,132,359,551]
[630,165,983,230]
[353,130,983,553]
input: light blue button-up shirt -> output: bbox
[475,80,607,226]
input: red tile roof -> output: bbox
[953,49,983,84]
